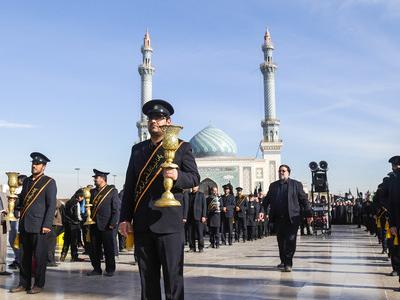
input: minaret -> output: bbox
[260,29,282,163]
[136,30,155,142]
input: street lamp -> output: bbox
[74,168,80,188]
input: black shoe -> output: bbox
[8,262,19,269]
[188,248,195,253]
[0,271,12,276]
[87,270,102,276]
[47,262,58,267]
[277,263,285,269]
[60,253,67,262]
[211,244,215,248]
[283,266,292,272]
[10,285,26,293]
[104,272,114,277]
[382,249,388,254]
[27,286,43,294]
[216,244,220,249]
[198,248,204,253]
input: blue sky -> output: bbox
[0,0,399,197]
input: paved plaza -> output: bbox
[0,225,398,299]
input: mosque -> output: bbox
[136,30,282,194]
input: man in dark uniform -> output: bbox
[255,195,263,239]
[119,99,200,300]
[364,198,375,234]
[384,173,400,276]
[260,164,312,272]
[373,180,389,254]
[10,152,57,294]
[220,184,235,246]
[353,193,363,228]
[234,187,247,243]
[207,186,222,248]
[247,194,257,241]
[87,169,120,277]
[187,186,207,253]
[386,156,400,288]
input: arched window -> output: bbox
[199,178,218,195]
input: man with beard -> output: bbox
[260,164,312,272]
[10,152,57,294]
[87,169,120,277]
[119,99,200,300]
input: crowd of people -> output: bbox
[361,155,400,287]
[0,178,126,273]
[184,184,272,253]
[0,98,399,298]
[331,193,366,226]
[0,176,311,278]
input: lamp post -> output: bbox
[74,168,80,188]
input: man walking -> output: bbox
[260,164,312,272]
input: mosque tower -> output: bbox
[137,30,155,142]
[260,29,282,179]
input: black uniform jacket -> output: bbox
[246,200,257,226]
[17,175,57,233]
[386,172,400,228]
[120,139,200,234]
[91,186,120,231]
[64,196,81,229]
[188,191,207,222]
[235,196,248,218]
[206,196,222,228]
[221,194,235,218]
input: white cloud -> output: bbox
[0,120,36,129]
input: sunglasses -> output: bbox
[148,114,167,121]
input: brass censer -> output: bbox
[83,185,96,225]
[154,124,183,208]
[5,172,20,221]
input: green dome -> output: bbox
[190,125,237,158]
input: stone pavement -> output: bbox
[0,225,399,299]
